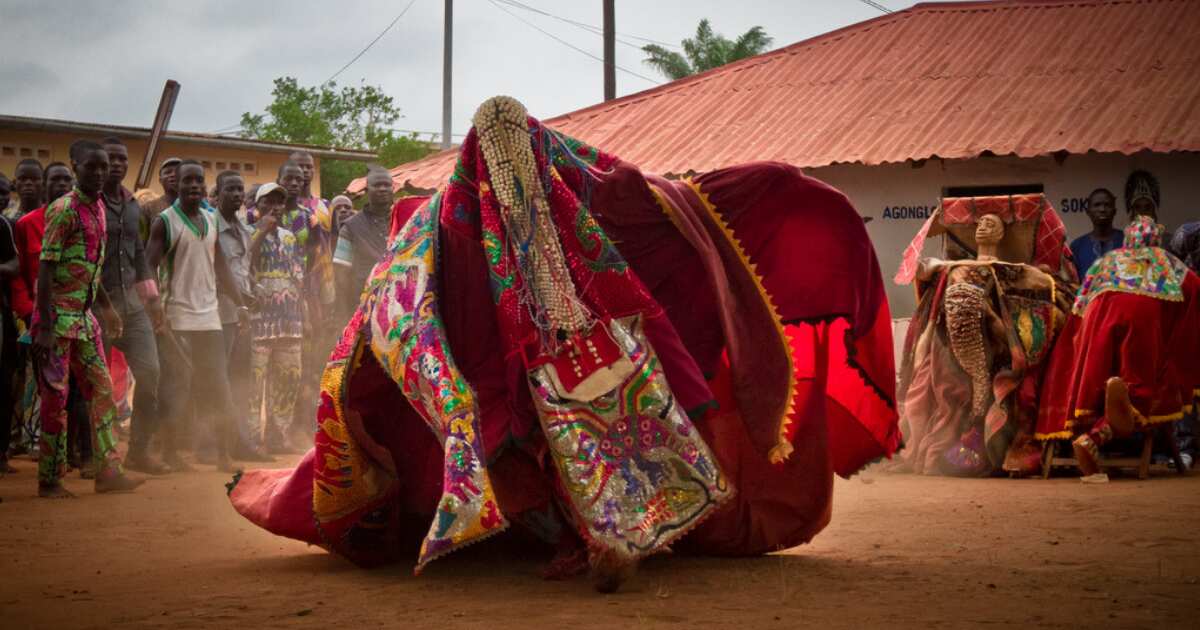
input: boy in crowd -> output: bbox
[11,158,46,220]
[31,140,142,497]
[214,170,271,461]
[138,157,181,242]
[11,163,76,459]
[0,201,18,473]
[1069,188,1123,279]
[246,183,305,454]
[99,137,168,474]
[146,160,249,472]
[332,166,393,324]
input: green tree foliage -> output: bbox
[239,77,431,195]
[642,19,773,81]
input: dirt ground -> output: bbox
[1,456,1197,630]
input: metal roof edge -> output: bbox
[545,0,1133,127]
[0,114,377,161]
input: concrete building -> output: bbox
[352,0,1199,316]
[1,114,375,198]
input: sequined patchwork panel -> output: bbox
[530,317,730,559]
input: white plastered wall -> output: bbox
[809,151,1200,318]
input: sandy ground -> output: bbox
[1,456,1197,630]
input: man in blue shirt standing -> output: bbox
[1070,188,1123,279]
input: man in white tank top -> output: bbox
[146,160,251,472]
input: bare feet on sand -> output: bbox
[95,473,145,494]
[38,483,76,499]
[541,546,589,581]
[589,548,636,594]
[1072,435,1101,476]
[232,446,274,463]
[163,453,195,473]
[124,454,171,476]
[216,455,236,474]
[1104,377,1137,437]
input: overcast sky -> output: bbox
[1,0,920,145]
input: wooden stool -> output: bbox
[1040,423,1186,479]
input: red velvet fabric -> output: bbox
[12,206,46,321]
[693,163,899,470]
[1037,271,1200,436]
[230,153,899,561]
[387,196,428,241]
[679,340,833,555]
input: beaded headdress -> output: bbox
[1124,170,1160,213]
[472,96,592,342]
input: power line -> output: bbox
[857,0,893,14]
[494,0,680,50]
[324,0,420,85]
[208,124,467,142]
[387,127,468,139]
[208,122,245,134]
[485,0,662,85]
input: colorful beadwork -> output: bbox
[1073,216,1187,314]
[313,192,506,573]
[530,317,729,559]
[365,192,506,570]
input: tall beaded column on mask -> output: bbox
[472,96,591,352]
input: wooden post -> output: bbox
[135,80,181,190]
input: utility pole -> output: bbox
[603,0,615,101]
[441,0,453,149]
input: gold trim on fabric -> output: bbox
[1142,410,1184,425]
[1034,429,1073,441]
[674,179,798,463]
[1035,418,1074,441]
[1044,405,1186,441]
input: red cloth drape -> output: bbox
[231,151,899,560]
[1037,271,1200,437]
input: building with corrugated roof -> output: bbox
[1,115,376,198]
[353,0,1200,315]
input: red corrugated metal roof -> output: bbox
[352,0,1200,194]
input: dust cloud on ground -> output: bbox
[1,457,1197,629]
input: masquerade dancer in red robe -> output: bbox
[1037,215,1200,475]
[228,97,898,591]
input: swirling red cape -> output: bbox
[229,118,899,569]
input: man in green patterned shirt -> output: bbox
[31,139,143,497]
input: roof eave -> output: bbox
[0,115,376,162]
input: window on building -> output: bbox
[190,158,258,175]
[3,144,52,160]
